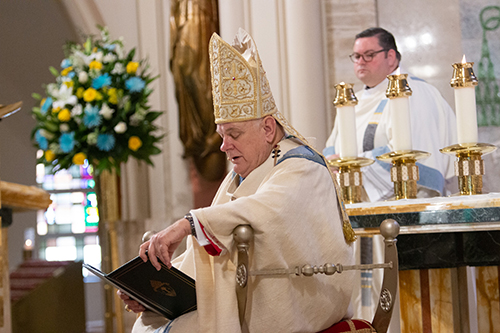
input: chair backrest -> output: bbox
[233,219,400,333]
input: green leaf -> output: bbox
[145,111,163,122]
[32,93,42,100]
[84,37,92,53]
[49,66,59,77]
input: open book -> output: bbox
[84,256,197,320]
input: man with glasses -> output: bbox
[324,27,457,202]
[323,27,458,333]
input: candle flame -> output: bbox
[395,67,401,75]
[462,54,467,63]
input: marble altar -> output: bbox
[347,194,500,333]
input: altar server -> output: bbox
[324,27,457,202]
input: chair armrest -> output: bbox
[233,225,254,328]
[371,219,400,333]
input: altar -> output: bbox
[347,194,500,333]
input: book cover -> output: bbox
[84,256,197,320]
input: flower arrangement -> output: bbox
[32,27,163,175]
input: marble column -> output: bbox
[218,0,330,150]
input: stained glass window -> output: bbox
[36,151,101,277]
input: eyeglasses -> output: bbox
[349,49,389,63]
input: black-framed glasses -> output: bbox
[349,49,389,63]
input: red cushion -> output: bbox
[318,319,376,333]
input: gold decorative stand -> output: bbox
[328,158,374,203]
[377,151,431,200]
[440,143,496,195]
[94,167,124,333]
[329,82,374,204]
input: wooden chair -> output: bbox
[233,219,400,333]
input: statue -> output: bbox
[170,0,226,185]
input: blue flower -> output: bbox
[61,58,72,69]
[67,72,76,79]
[104,44,116,51]
[35,130,48,150]
[92,73,112,89]
[125,77,145,93]
[59,132,75,153]
[41,97,53,114]
[83,105,102,128]
[97,133,116,151]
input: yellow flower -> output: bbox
[61,66,73,76]
[45,150,55,162]
[126,62,139,74]
[89,60,103,71]
[83,88,97,102]
[52,106,61,114]
[128,136,142,151]
[64,80,74,88]
[108,88,118,104]
[72,152,87,165]
[76,87,85,99]
[95,91,103,101]
[58,108,71,122]
[40,98,46,107]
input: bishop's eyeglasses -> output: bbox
[349,49,389,63]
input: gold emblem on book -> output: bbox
[151,280,177,297]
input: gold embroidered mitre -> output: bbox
[209,28,305,142]
[209,29,356,243]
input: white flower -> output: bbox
[130,112,145,126]
[114,122,127,133]
[103,53,117,63]
[60,123,69,132]
[52,84,77,109]
[87,132,98,145]
[73,50,92,66]
[91,51,104,62]
[78,71,89,84]
[47,83,58,96]
[115,43,124,58]
[99,103,114,120]
[111,63,125,75]
[71,104,83,117]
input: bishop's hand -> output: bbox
[139,218,191,270]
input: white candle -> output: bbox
[454,87,478,144]
[337,105,358,158]
[389,96,412,151]
[453,56,478,144]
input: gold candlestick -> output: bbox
[440,143,496,195]
[386,73,412,98]
[450,61,478,88]
[328,157,374,203]
[330,82,374,203]
[377,150,431,200]
[441,58,496,195]
[333,82,358,107]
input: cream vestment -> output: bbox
[133,137,354,332]
[133,28,355,333]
